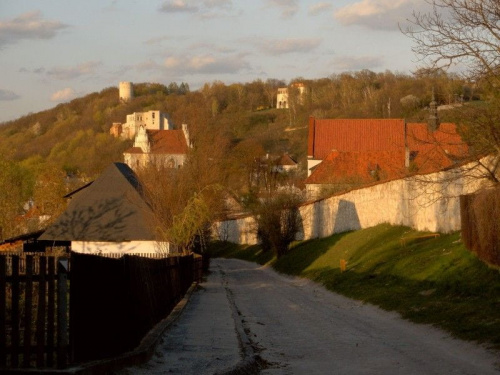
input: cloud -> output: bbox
[50,88,76,102]
[333,55,384,71]
[265,0,299,18]
[159,1,199,13]
[0,89,20,101]
[162,53,249,74]
[0,11,68,47]
[309,2,332,16]
[259,38,322,55]
[144,36,172,45]
[47,61,102,80]
[334,0,426,31]
[159,0,234,17]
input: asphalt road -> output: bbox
[120,258,500,375]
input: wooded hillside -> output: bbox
[0,70,479,240]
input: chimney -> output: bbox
[428,88,439,132]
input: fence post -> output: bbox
[0,257,6,367]
[11,256,20,367]
[23,256,34,367]
[36,257,46,367]
[57,259,69,368]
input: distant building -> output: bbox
[110,110,172,140]
[123,124,191,171]
[276,83,307,109]
[119,81,133,102]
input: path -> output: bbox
[120,258,500,374]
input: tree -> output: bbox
[252,191,302,258]
[403,0,500,183]
[403,0,500,87]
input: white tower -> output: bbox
[119,81,133,102]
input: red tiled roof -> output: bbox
[148,129,188,154]
[305,150,407,185]
[406,122,469,173]
[308,117,406,160]
[306,117,470,185]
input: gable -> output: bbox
[40,163,156,242]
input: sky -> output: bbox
[0,0,432,123]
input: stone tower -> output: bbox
[119,81,133,102]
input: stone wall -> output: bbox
[213,159,491,245]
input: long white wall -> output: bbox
[213,159,491,245]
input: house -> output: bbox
[276,83,307,109]
[123,124,191,171]
[305,108,469,197]
[39,163,172,255]
[110,110,172,140]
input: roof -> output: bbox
[406,122,469,174]
[306,117,470,186]
[39,163,156,242]
[305,150,407,185]
[149,129,188,154]
[123,129,188,156]
[308,117,406,160]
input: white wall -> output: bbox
[72,240,171,255]
[213,159,491,245]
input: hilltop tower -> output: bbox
[119,81,133,102]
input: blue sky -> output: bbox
[0,0,430,123]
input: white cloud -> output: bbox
[334,0,426,31]
[0,11,67,47]
[309,2,332,16]
[333,55,384,71]
[47,61,102,80]
[163,54,249,74]
[265,0,299,18]
[0,89,20,101]
[50,88,76,102]
[259,38,322,55]
[159,0,235,17]
[159,1,199,13]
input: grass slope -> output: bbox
[208,223,500,348]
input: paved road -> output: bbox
[121,258,500,374]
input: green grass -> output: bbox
[208,223,500,349]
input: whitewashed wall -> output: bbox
[213,159,491,245]
[71,240,171,255]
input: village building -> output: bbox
[39,163,172,255]
[305,104,469,198]
[110,110,172,140]
[123,123,191,171]
[276,83,307,109]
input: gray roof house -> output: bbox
[40,163,170,255]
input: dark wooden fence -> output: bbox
[0,251,207,369]
[0,254,70,369]
[461,189,500,267]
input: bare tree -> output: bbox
[403,0,500,183]
[403,0,500,87]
